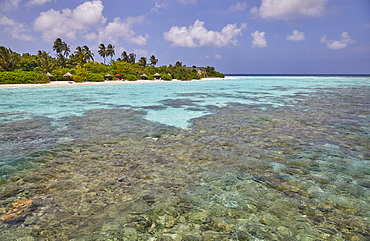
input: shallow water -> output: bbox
[0,77,369,240]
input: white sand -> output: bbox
[0,78,226,89]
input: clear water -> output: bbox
[0,76,369,240]
[1,76,368,128]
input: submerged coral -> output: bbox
[0,87,369,240]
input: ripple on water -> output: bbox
[0,87,369,240]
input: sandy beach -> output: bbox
[0,78,225,89]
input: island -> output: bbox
[0,38,224,85]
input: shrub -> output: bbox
[0,71,49,84]
[125,74,138,81]
[74,67,89,83]
[88,73,104,82]
[160,73,172,81]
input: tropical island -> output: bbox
[0,38,224,85]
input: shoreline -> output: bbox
[0,77,227,89]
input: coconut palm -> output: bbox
[106,44,115,63]
[0,46,20,71]
[138,57,147,68]
[83,45,94,62]
[53,38,70,57]
[53,38,70,68]
[73,46,84,65]
[128,53,136,64]
[98,43,107,64]
[37,54,56,73]
[73,45,94,65]
[119,51,129,62]
[53,38,64,55]
[150,55,158,66]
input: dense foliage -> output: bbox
[0,71,49,84]
[0,39,224,84]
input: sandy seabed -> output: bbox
[0,78,225,89]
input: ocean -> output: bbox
[0,76,369,240]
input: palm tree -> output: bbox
[128,53,136,64]
[0,46,20,71]
[83,45,94,62]
[98,43,107,64]
[37,54,56,73]
[73,46,84,65]
[53,38,64,55]
[150,55,158,66]
[37,50,49,58]
[138,57,147,67]
[106,44,115,63]
[73,45,94,65]
[53,38,70,67]
[62,42,71,58]
[120,51,128,62]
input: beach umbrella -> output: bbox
[114,74,122,77]
[46,72,54,77]
[105,74,112,77]
[63,72,73,77]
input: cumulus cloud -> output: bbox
[229,2,248,12]
[251,30,268,48]
[178,0,197,5]
[0,0,20,13]
[253,0,328,20]
[98,16,148,45]
[164,20,247,47]
[320,32,355,50]
[34,0,107,42]
[0,16,34,41]
[286,30,305,41]
[27,0,52,6]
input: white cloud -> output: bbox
[98,16,148,45]
[320,32,355,50]
[0,16,34,41]
[0,0,20,12]
[214,52,222,59]
[84,32,97,41]
[34,0,107,42]
[251,30,268,48]
[151,2,168,14]
[27,0,52,6]
[286,30,305,41]
[229,2,248,12]
[164,20,247,48]
[253,0,328,20]
[178,0,197,5]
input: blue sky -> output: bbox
[0,0,369,74]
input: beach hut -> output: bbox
[153,73,161,80]
[105,73,112,80]
[63,72,73,82]
[140,74,148,80]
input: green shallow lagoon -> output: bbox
[0,78,369,240]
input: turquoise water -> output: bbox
[0,76,369,240]
[1,76,368,128]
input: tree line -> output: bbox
[0,38,224,84]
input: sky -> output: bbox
[0,0,369,74]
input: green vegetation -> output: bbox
[0,38,224,84]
